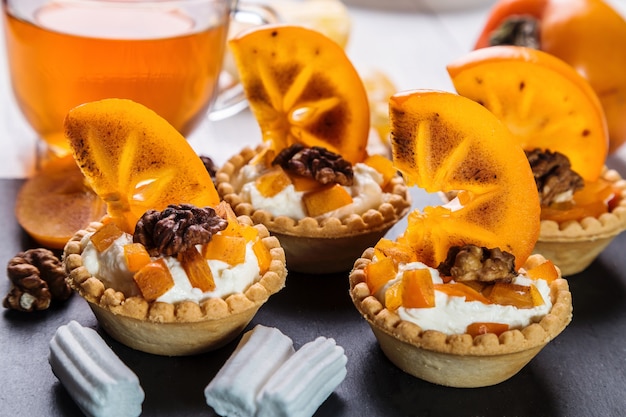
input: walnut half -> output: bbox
[3,248,71,312]
[437,245,516,283]
[133,204,228,257]
[272,143,354,186]
[525,148,584,206]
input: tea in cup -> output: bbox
[3,0,268,160]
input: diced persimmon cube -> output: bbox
[291,175,322,192]
[302,184,353,217]
[364,154,396,188]
[466,322,509,338]
[525,259,559,284]
[123,243,151,272]
[237,224,259,242]
[434,283,491,304]
[374,238,417,264]
[203,234,247,265]
[529,284,545,307]
[91,223,124,252]
[402,269,435,309]
[133,258,174,302]
[488,282,534,309]
[384,281,403,311]
[255,167,292,197]
[178,247,215,292]
[252,239,272,274]
[364,256,397,294]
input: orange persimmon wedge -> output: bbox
[390,90,541,270]
[402,269,436,309]
[64,98,220,234]
[365,256,397,294]
[123,243,152,273]
[228,24,370,164]
[447,45,608,182]
[525,259,559,284]
[434,283,492,304]
[133,258,175,302]
[302,184,353,217]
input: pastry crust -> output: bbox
[216,145,411,273]
[535,167,626,275]
[63,218,287,356]
[349,251,573,388]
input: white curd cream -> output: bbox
[237,163,387,219]
[377,262,553,335]
[81,231,260,304]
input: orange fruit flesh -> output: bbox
[448,46,608,182]
[64,98,220,234]
[228,24,370,164]
[15,155,107,249]
[466,322,509,338]
[525,259,559,284]
[390,90,541,270]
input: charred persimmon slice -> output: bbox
[228,24,370,164]
[448,46,608,182]
[15,154,107,249]
[390,90,540,270]
[64,98,220,234]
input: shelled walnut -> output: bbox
[272,143,354,186]
[3,248,70,312]
[133,204,228,257]
[525,148,584,206]
[437,245,516,283]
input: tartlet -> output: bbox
[63,218,287,356]
[534,167,626,276]
[349,252,573,388]
[216,145,411,274]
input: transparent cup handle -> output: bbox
[209,2,279,121]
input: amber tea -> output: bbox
[4,1,230,156]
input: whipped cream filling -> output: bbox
[237,163,388,220]
[376,262,553,335]
[80,231,260,304]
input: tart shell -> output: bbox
[535,167,626,276]
[349,251,573,388]
[216,146,411,274]
[63,219,287,356]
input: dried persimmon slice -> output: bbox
[15,155,107,249]
[64,98,220,233]
[390,90,541,270]
[228,24,370,164]
[447,45,608,182]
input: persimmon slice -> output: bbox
[447,46,608,182]
[64,98,220,233]
[390,90,540,270]
[15,155,107,249]
[228,24,370,164]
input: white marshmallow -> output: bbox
[48,321,144,417]
[256,337,347,417]
[204,325,295,416]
